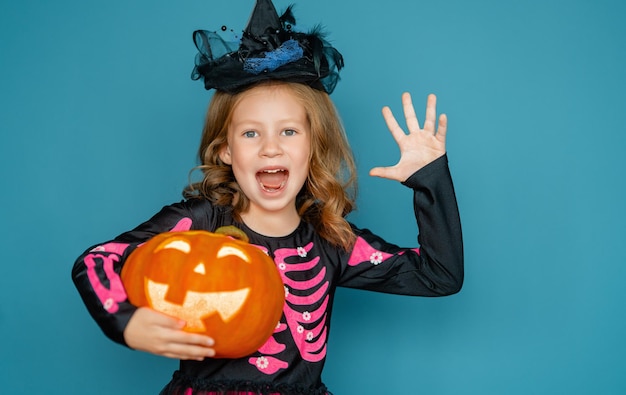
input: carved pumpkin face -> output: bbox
[121,229,285,359]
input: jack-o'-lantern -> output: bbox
[121,226,285,358]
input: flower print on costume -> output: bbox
[370,251,384,265]
[255,356,269,369]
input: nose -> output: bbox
[259,135,283,157]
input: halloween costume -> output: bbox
[72,155,462,395]
[72,1,463,394]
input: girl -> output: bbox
[72,1,463,394]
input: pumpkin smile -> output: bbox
[257,169,288,192]
[147,280,251,330]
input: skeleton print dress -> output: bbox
[72,155,464,395]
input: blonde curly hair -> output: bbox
[184,81,357,250]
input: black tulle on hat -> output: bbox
[191,0,344,94]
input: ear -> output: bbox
[219,144,232,165]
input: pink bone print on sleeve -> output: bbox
[348,236,420,266]
[170,217,192,232]
[84,242,131,313]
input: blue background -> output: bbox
[1,0,625,394]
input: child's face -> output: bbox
[220,84,311,222]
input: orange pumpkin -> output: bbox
[121,226,285,358]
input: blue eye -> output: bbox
[243,131,258,138]
[282,129,296,136]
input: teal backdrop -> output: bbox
[1,0,625,393]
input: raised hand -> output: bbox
[124,307,216,361]
[369,93,447,182]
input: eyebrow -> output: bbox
[230,119,308,128]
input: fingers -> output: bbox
[154,327,216,361]
[437,113,448,142]
[372,92,447,181]
[157,332,216,361]
[148,308,186,329]
[369,166,393,179]
[402,92,420,132]
[423,93,437,133]
[381,106,407,144]
[385,92,439,135]
[124,307,216,361]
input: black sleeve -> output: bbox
[338,154,464,296]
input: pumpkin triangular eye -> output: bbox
[156,239,191,253]
[193,263,206,275]
[217,245,251,263]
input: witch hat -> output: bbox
[241,0,282,52]
[191,0,344,94]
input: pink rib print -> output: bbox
[250,242,329,373]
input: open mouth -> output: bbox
[257,169,289,192]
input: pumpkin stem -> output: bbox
[215,225,249,243]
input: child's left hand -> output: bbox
[369,93,447,182]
